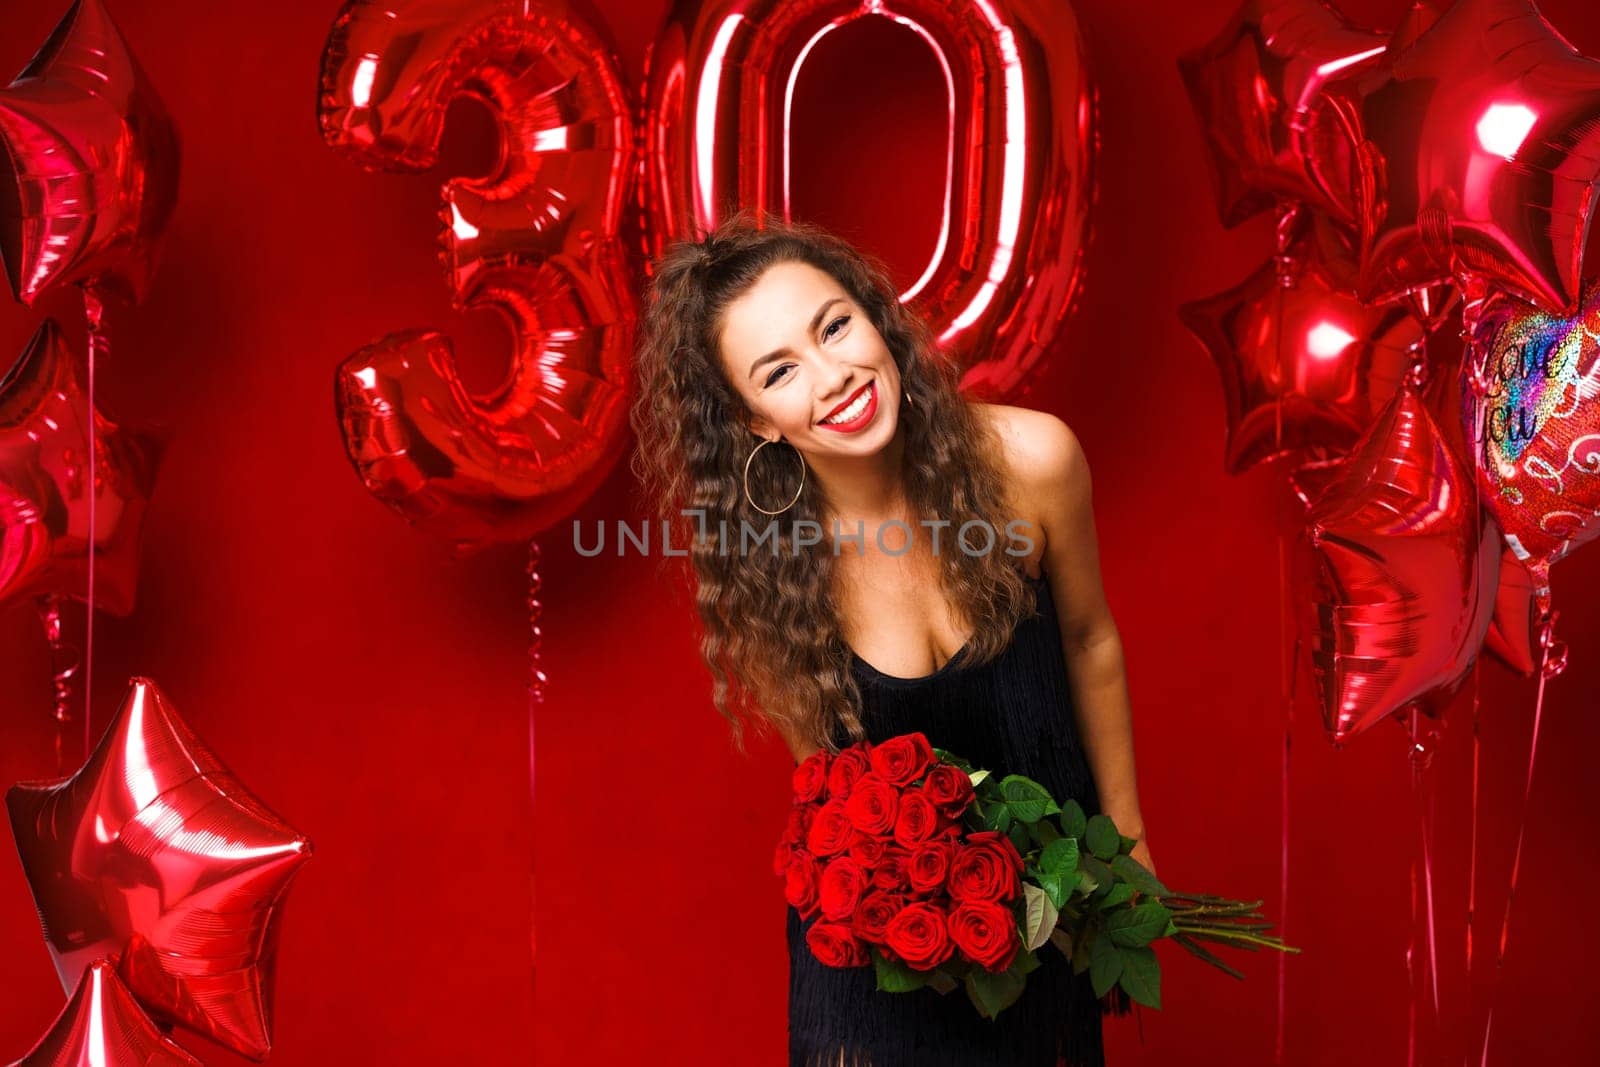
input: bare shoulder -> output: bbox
[974,402,1086,497]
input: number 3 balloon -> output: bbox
[319,0,639,553]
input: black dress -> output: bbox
[787,569,1132,1067]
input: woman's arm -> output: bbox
[1001,408,1153,870]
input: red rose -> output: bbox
[806,798,855,857]
[949,900,1023,972]
[806,921,869,968]
[852,890,909,942]
[819,857,870,921]
[783,806,814,845]
[871,845,914,891]
[884,902,955,971]
[908,839,954,894]
[785,853,822,918]
[921,764,975,818]
[949,832,1024,903]
[869,733,936,786]
[827,747,872,799]
[848,831,888,869]
[893,791,940,848]
[845,773,899,835]
[967,830,1025,872]
[773,840,795,877]
[792,750,830,803]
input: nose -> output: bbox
[814,352,853,404]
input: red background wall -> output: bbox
[1,1,1597,1065]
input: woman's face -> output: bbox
[716,260,903,457]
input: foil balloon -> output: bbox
[0,319,163,613]
[641,0,1097,401]
[1177,0,1386,227]
[1317,0,1600,314]
[0,0,180,306]
[1461,277,1600,608]
[6,677,313,1061]
[1483,546,1538,676]
[5,959,201,1067]
[318,0,637,552]
[1302,383,1499,743]
[1180,233,1431,473]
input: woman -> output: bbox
[629,211,1152,1067]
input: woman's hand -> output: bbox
[1129,835,1157,881]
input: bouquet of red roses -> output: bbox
[775,731,1297,1020]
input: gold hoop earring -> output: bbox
[743,437,806,515]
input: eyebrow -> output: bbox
[747,297,846,381]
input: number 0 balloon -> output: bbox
[642,0,1097,400]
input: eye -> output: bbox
[764,364,793,387]
[823,314,850,341]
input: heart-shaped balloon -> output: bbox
[1462,277,1600,609]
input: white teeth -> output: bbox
[821,385,872,425]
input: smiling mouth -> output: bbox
[818,381,874,426]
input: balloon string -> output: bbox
[83,286,107,760]
[1467,662,1481,973]
[1273,472,1292,1067]
[1476,609,1562,1066]
[1423,759,1439,1022]
[1407,847,1417,1067]
[527,537,545,980]
[36,594,81,774]
[1400,697,1444,1064]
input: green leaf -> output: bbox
[873,950,929,993]
[1085,815,1120,860]
[1038,838,1079,876]
[1118,833,1139,854]
[932,749,973,772]
[1079,855,1114,894]
[1035,870,1068,910]
[926,968,959,995]
[966,967,1027,1020]
[1049,927,1075,961]
[1116,945,1162,1009]
[1007,821,1031,855]
[1070,925,1093,975]
[1022,884,1059,952]
[1106,901,1173,948]
[1110,854,1170,898]
[1058,800,1087,839]
[1089,928,1123,997]
[1033,819,1062,847]
[1013,948,1043,978]
[999,775,1054,823]
[1096,883,1135,911]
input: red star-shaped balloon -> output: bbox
[1321,0,1600,314]
[1177,0,1387,227]
[1482,545,1537,676]
[0,0,179,305]
[6,958,201,1067]
[1301,383,1499,743]
[0,318,164,613]
[6,677,313,1062]
[1180,234,1431,474]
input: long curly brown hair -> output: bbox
[629,210,1036,757]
